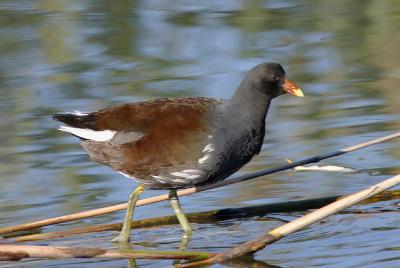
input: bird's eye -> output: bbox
[271,75,279,81]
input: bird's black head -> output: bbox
[248,62,303,98]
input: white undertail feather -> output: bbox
[58,126,116,141]
[67,111,89,116]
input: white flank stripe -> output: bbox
[119,171,130,178]
[202,143,214,153]
[59,126,115,141]
[198,154,210,164]
[119,171,138,180]
[181,169,203,175]
[170,172,202,180]
[151,175,168,184]
[172,178,186,183]
[170,172,191,177]
[186,174,201,179]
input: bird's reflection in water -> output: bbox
[221,255,282,268]
[113,226,278,268]
[115,233,193,268]
[179,232,192,250]
[113,242,137,268]
[175,255,282,268]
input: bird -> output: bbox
[53,62,304,244]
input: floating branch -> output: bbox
[180,173,400,267]
[0,244,214,261]
[11,189,400,242]
[0,131,399,235]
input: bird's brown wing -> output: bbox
[70,98,220,183]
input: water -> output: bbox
[0,0,399,267]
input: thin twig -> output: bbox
[180,174,400,267]
[0,131,399,236]
[11,189,400,242]
[0,244,214,261]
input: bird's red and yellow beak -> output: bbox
[283,80,304,97]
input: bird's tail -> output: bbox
[52,112,95,129]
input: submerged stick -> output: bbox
[13,195,341,242]
[0,244,214,261]
[0,131,399,235]
[13,189,400,242]
[181,173,400,267]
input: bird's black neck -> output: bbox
[228,78,272,132]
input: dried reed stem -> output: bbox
[0,244,214,261]
[181,174,400,267]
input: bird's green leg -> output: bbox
[169,189,192,249]
[111,185,145,243]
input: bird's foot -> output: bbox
[111,234,130,243]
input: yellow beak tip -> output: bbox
[284,80,304,97]
[296,90,304,97]
[290,89,304,97]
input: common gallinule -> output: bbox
[53,62,303,243]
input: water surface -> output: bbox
[0,1,399,267]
